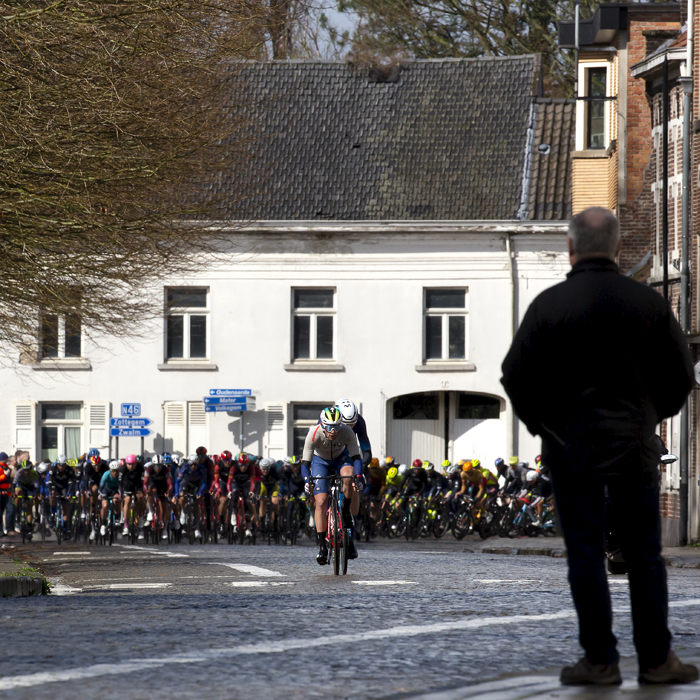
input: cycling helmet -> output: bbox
[20,459,33,470]
[398,464,408,476]
[237,452,250,467]
[412,459,422,468]
[526,470,539,483]
[260,457,275,471]
[67,459,79,468]
[461,461,474,472]
[187,454,198,463]
[196,446,207,456]
[88,448,100,458]
[162,452,172,465]
[152,460,165,471]
[387,467,398,480]
[37,463,49,475]
[535,454,543,465]
[336,398,358,426]
[472,459,481,469]
[441,460,451,469]
[57,454,67,466]
[517,461,529,470]
[370,457,379,468]
[509,456,519,466]
[383,456,395,468]
[89,455,100,466]
[220,450,233,461]
[125,454,137,465]
[109,460,120,471]
[289,455,299,465]
[494,458,505,469]
[423,461,434,471]
[320,407,342,428]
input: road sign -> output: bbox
[209,389,252,397]
[110,417,153,428]
[204,398,256,413]
[204,404,241,413]
[110,427,152,437]
[204,396,247,406]
[121,403,141,417]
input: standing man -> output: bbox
[501,207,698,686]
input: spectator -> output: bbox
[0,452,10,535]
[501,207,698,686]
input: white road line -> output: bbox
[229,582,295,588]
[209,562,284,577]
[353,580,417,586]
[113,544,188,558]
[48,579,83,596]
[85,583,172,590]
[52,551,91,556]
[5,600,700,690]
[475,579,544,584]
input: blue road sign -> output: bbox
[110,427,152,437]
[203,396,247,406]
[121,403,141,417]
[110,417,153,427]
[209,389,252,397]
[204,404,243,413]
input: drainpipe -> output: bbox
[679,0,694,546]
[574,1,580,100]
[663,56,669,302]
[506,234,518,458]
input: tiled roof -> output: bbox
[204,57,540,221]
[521,98,575,221]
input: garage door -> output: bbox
[451,393,505,471]
[386,392,444,466]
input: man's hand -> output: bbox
[304,480,314,495]
[355,475,366,490]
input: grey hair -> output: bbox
[568,207,620,258]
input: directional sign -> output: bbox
[110,417,153,428]
[110,427,152,437]
[204,396,247,406]
[121,403,141,417]
[205,398,256,413]
[209,389,252,397]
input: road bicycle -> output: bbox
[261,492,280,545]
[310,474,354,576]
[123,492,140,545]
[99,496,119,545]
[404,493,423,541]
[227,490,256,545]
[16,492,34,544]
[283,494,307,545]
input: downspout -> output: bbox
[574,1,580,100]
[506,234,518,458]
[663,56,670,302]
[679,1,694,546]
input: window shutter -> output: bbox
[164,401,187,457]
[86,402,111,457]
[264,403,287,459]
[187,401,208,455]
[12,401,37,461]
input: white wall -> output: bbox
[1,222,568,463]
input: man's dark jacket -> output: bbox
[501,258,694,467]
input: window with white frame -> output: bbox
[292,289,335,361]
[40,403,83,462]
[40,313,82,359]
[576,63,610,151]
[424,288,468,361]
[290,402,332,457]
[165,288,208,360]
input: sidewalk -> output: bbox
[463,537,700,569]
[0,545,45,597]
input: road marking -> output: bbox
[85,583,172,590]
[475,579,544,584]
[5,600,700,690]
[209,563,284,577]
[229,582,295,588]
[48,579,83,596]
[52,551,91,556]
[353,580,416,586]
[113,544,188,558]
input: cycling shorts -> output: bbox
[16,483,36,497]
[180,481,202,497]
[101,486,119,499]
[51,486,71,500]
[363,483,382,498]
[260,482,279,498]
[310,454,352,495]
[385,485,399,498]
[230,479,260,497]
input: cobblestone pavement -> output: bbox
[1,537,699,699]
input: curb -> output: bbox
[0,575,44,597]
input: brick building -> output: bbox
[559,3,700,546]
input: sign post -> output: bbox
[205,390,257,453]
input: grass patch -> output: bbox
[0,558,53,595]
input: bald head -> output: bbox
[568,207,620,263]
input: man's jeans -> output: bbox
[0,494,7,534]
[5,496,15,533]
[545,441,671,669]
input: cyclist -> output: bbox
[48,455,76,534]
[336,398,372,466]
[259,457,280,530]
[424,461,449,498]
[119,454,145,538]
[213,450,235,535]
[400,459,428,507]
[174,454,207,540]
[227,452,261,539]
[302,406,363,565]
[443,463,463,510]
[13,460,39,537]
[144,456,173,539]
[81,454,108,534]
[364,457,386,526]
[384,465,403,499]
[98,462,122,537]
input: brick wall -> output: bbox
[661,491,681,519]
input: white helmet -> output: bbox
[151,454,163,465]
[336,398,358,426]
[260,457,275,470]
[398,464,409,476]
[187,454,197,463]
[526,470,539,483]
[109,460,120,471]
[37,463,49,475]
[57,454,67,466]
[446,464,459,476]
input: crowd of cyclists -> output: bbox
[1,398,556,565]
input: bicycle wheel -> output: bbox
[433,502,451,539]
[331,497,340,576]
[187,501,195,545]
[55,507,63,545]
[341,520,349,575]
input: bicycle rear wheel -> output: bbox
[331,497,340,575]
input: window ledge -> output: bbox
[32,358,92,371]
[284,361,345,372]
[157,361,218,371]
[415,362,476,372]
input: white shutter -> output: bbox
[187,401,208,455]
[12,401,37,461]
[164,401,187,457]
[264,403,287,459]
[86,402,111,456]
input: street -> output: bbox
[2,538,700,699]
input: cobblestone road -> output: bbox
[1,538,700,699]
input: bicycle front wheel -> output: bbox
[331,497,340,576]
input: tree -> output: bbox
[335,0,600,96]
[0,0,268,361]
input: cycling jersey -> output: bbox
[175,463,207,497]
[227,463,261,492]
[445,472,462,492]
[302,424,362,480]
[82,461,108,490]
[48,465,76,494]
[120,466,144,494]
[144,467,172,496]
[366,465,386,488]
[385,473,404,491]
[480,468,499,489]
[14,469,38,489]
[282,471,305,497]
[99,471,120,496]
[402,468,428,497]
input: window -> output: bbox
[586,67,607,150]
[457,394,501,420]
[424,289,468,361]
[39,314,82,359]
[290,402,332,457]
[292,289,335,361]
[393,393,439,420]
[40,403,82,462]
[166,288,208,360]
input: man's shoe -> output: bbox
[347,538,358,559]
[639,651,699,684]
[89,530,95,541]
[560,658,622,686]
[317,544,328,565]
[100,525,107,536]
[122,526,129,536]
[161,531,169,540]
[146,511,153,523]
[194,529,202,539]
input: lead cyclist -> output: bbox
[301,407,364,565]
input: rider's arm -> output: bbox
[143,468,150,492]
[166,475,173,496]
[302,426,316,465]
[354,414,372,454]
